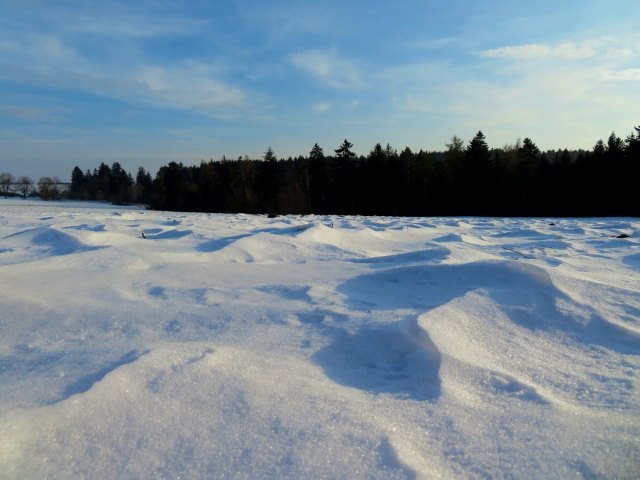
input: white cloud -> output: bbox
[373,33,640,150]
[241,3,332,38]
[314,103,331,113]
[603,68,640,81]
[480,42,596,60]
[0,34,77,63]
[0,3,254,119]
[479,35,640,63]
[406,37,459,50]
[129,64,248,112]
[0,29,249,117]
[552,42,597,59]
[290,48,363,90]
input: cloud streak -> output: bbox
[314,103,331,113]
[0,104,51,120]
[603,68,640,81]
[371,32,640,150]
[0,18,250,117]
[480,42,596,60]
[134,65,247,112]
[290,48,364,90]
[480,36,640,63]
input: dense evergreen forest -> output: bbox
[63,128,639,216]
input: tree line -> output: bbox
[4,127,638,216]
[0,174,69,200]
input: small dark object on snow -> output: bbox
[267,213,278,218]
[548,222,556,226]
[615,233,630,239]
[141,232,147,239]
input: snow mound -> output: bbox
[217,232,309,263]
[299,221,430,259]
[0,343,423,479]
[313,318,441,400]
[623,252,640,269]
[338,260,556,311]
[297,221,350,244]
[0,226,103,264]
[491,228,559,240]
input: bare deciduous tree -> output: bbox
[37,176,59,200]
[16,176,33,199]
[0,172,14,198]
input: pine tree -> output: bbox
[264,147,277,163]
[332,139,357,213]
[135,167,153,205]
[334,139,355,159]
[463,131,494,214]
[466,131,490,163]
[309,143,324,162]
[262,147,279,214]
[308,143,328,213]
[69,166,86,199]
[516,138,542,213]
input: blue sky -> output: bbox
[1,0,639,180]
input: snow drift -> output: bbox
[0,199,638,479]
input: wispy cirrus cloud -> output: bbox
[0,34,77,62]
[373,33,640,150]
[134,65,247,112]
[63,13,206,38]
[479,36,640,62]
[401,37,460,51]
[0,23,250,117]
[0,104,51,120]
[314,102,331,113]
[603,68,640,81]
[480,42,596,60]
[239,2,333,39]
[290,48,364,90]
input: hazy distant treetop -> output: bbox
[519,138,540,159]
[309,143,324,161]
[369,142,384,159]
[385,143,397,159]
[264,147,277,162]
[446,136,464,152]
[607,132,624,154]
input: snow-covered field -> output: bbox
[0,198,638,479]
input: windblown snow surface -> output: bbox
[1,199,639,479]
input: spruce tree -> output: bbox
[308,143,327,213]
[334,139,355,159]
[69,166,86,199]
[309,143,324,162]
[464,131,493,214]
